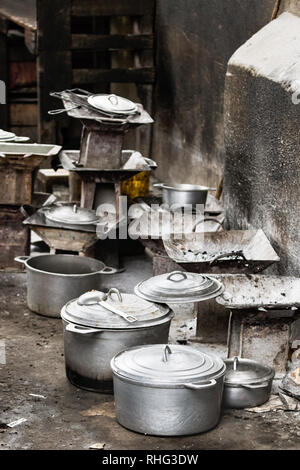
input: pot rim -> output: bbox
[16,254,109,278]
[61,308,174,331]
[159,184,215,192]
[224,373,274,388]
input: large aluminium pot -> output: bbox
[223,357,275,409]
[153,183,215,208]
[61,289,174,393]
[111,344,226,436]
[15,254,117,318]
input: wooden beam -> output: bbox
[72,0,155,17]
[73,67,155,84]
[0,23,8,129]
[72,34,154,51]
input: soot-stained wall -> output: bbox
[152,0,274,187]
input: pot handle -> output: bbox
[183,379,217,390]
[14,256,30,264]
[241,382,269,390]
[192,218,223,232]
[65,323,99,335]
[167,271,188,283]
[153,183,164,188]
[97,266,118,275]
[162,345,172,362]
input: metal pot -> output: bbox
[15,254,117,318]
[111,344,226,436]
[154,183,215,208]
[223,357,275,409]
[61,289,173,393]
[44,203,100,225]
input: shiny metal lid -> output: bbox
[61,288,172,330]
[224,357,275,386]
[87,94,138,115]
[134,271,224,304]
[111,344,226,386]
[45,204,99,225]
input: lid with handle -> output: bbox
[134,271,224,304]
[87,94,138,115]
[61,288,172,329]
[44,203,99,225]
[111,344,226,386]
[224,357,275,386]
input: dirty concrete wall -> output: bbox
[152,0,275,187]
[224,12,300,275]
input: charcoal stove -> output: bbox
[50,89,153,170]
[213,274,300,374]
[23,205,125,257]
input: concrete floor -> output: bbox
[0,254,300,450]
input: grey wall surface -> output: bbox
[224,12,300,275]
[152,0,274,187]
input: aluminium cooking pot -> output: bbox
[15,254,118,318]
[61,289,173,393]
[153,183,216,209]
[223,357,275,409]
[111,344,226,436]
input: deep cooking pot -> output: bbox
[15,254,117,318]
[223,357,275,409]
[154,183,215,208]
[61,289,173,393]
[111,344,226,436]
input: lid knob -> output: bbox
[167,271,188,283]
[108,94,118,106]
[233,356,239,371]
[73,204,78,213]
[162,345,172,363]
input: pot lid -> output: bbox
[61,288,172,329]
[160,183,216,192]
[0,129,16,140]
[87,94,138,115]
[224,357,275,385]
[45,204,99,225]
[134,271,224,304]
[111,344,226,386]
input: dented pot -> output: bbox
[111,344,226,436]
[15,254,117,318]
[61,289,173,393]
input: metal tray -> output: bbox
[163,229,279,274]
[0,143,62,157]
[214,274,300,310]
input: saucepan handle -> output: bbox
[14,256,30,264]
[153,183,164,188]
[65,323,99,335]
[48,105,80,115]
[241,382,269,390]
[184,379,217,390]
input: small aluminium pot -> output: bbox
[223,357,275,409]
[61,289,173,393]
[111,344,226,436]
[154,183,215,208]
[15,254,117,318]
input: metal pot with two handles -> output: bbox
[15,254,118,318]
[153,183,216,208]
[61,289,174,393]
[223,357,275,409]
[111,344,226,436]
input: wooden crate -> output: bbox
[0,205,30,271]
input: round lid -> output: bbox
[134,271,224,304]
[111,344,226,386]
[224,357,275,386]
[87,94,138,115]
[0,129,16,140]
[61,288,172,329]
[45,204,99,225]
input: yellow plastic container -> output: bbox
[121,171,150,201]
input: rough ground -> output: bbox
[0,255,300,450]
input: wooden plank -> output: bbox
[9,103,38,126]
[0,28,8,129]
[72,0,155,17]
[0,0,36,31]
[36,0,72,143]
[72,34,154,51]
[9,61,37,89]
[73,67,155,84]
